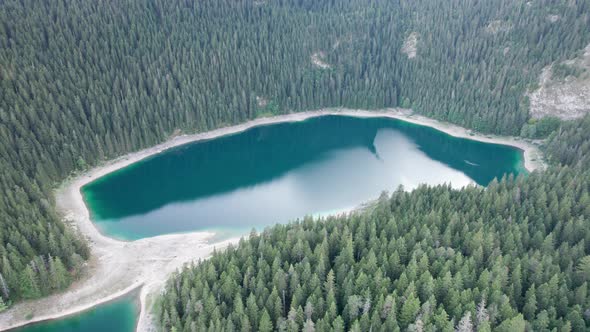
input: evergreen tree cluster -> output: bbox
[545,115,590,168]
[158,116,590,331]
[1,0,588,304]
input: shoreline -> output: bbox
[0,108,544,332]
[78,108,544,176]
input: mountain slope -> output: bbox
[1,0,589,305]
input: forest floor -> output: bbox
[0,108,544,332]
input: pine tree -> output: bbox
[302,318,315,332]
[258,310,273,332]
[19,265,40,299]
[523,286,537,320]
[400,293,421,329]
[495,314,525,332]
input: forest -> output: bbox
[0,0,589,311]
[157,116,590,331]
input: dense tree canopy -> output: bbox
[545,115,590,168]
[158,116,590,331]
[1,0,589,305]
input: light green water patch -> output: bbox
[82,115,525,240]
[10,292,139,332]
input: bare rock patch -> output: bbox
[311,52,331,69]
[528,44,590,120]
[256,96,268,108]
[401,32,419,59]
[547,14,560,23]
[485,20,512,34]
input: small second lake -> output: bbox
[82,115,526,240]
[12,293,138,332]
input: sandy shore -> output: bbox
[0,108,544,332]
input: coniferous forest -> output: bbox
[1,0,590,321]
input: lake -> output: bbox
[11,293,138,332]
[82,115,526,240]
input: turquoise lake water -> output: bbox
[82,115,525,240]
[11,293,138,332]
